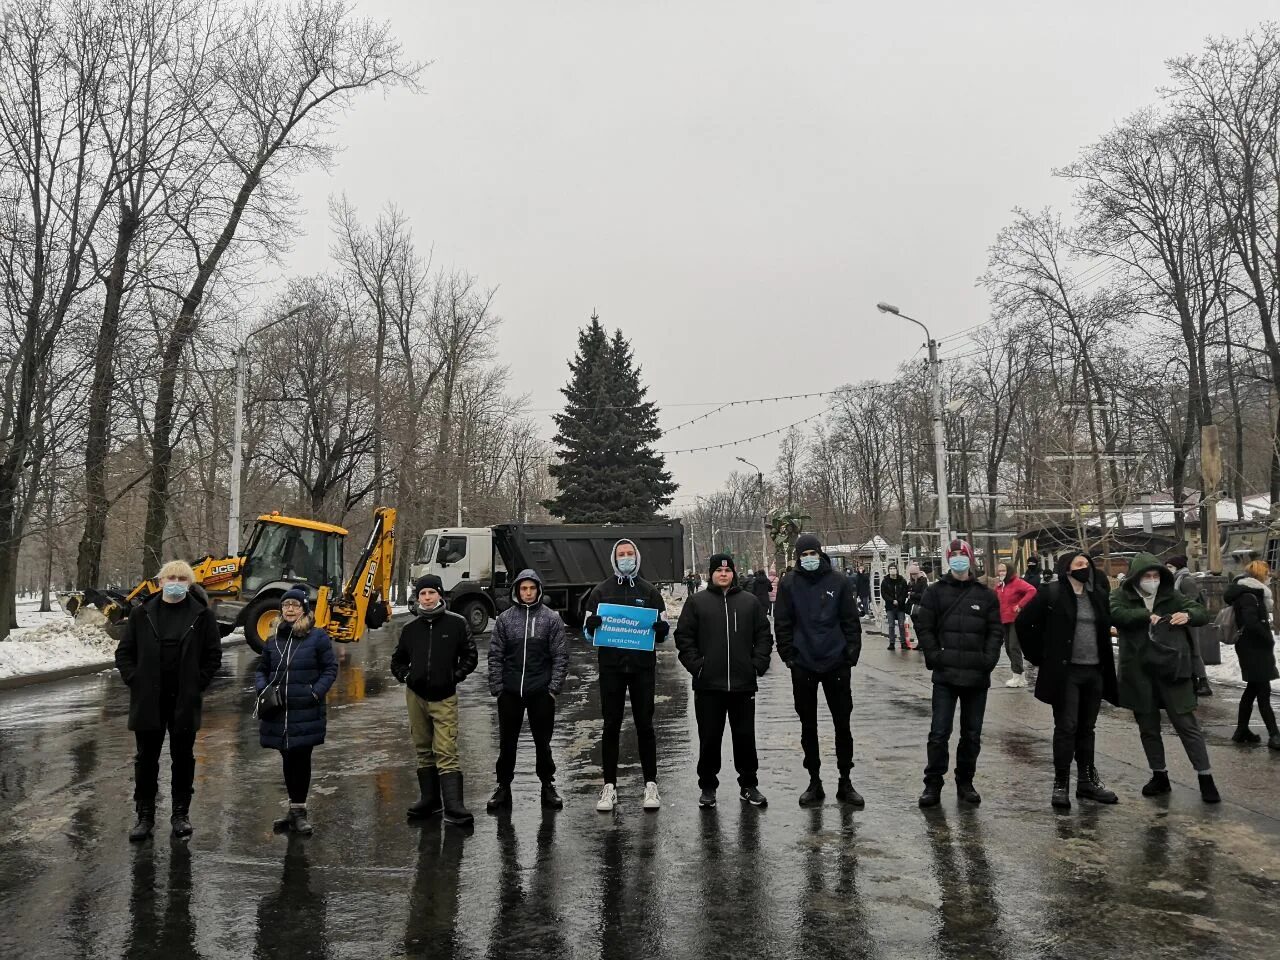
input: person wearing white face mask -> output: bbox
[1110,553,1218,803]
[114,560,224,841]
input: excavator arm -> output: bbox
[321,506,396,643]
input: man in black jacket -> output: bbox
[675,553,774,809]
[583,539,669,812]
[855,564,873,619]
[882,562,912,651]
[391,575,478,826]
[775,534,864,807]
[914,539,1003,808]
[114,560,224,841]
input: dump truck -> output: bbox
[63,507,396,653]
[409,521,685,633]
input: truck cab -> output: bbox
[411,528,504,632]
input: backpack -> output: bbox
[1214,602,1238,645]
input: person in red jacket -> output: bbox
[994,562,1037,688]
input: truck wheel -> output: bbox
[243,595,282,654]
[459,600,490,635]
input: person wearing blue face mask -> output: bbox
[114,560,224,841]
[914,539,1003,808]
[583,539,669,812]
[775,534,863,807]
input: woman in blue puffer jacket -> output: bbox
[255,584,338,835]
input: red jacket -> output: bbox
[995,576,1037,625]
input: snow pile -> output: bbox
[0,618,118,680]
[1205,644,1246,688]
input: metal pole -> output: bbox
[928,337,952,546]
[457,477,463,526]
[227,347,247,555]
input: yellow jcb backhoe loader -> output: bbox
[62,507,396,653]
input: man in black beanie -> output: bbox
[775,534,864,807]
[675,553,774,809]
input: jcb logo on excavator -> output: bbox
[209,563,237,576]
[362,561,377,597]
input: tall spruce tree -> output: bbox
[545,314,676,522]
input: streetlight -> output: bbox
[736,455,770,572]
[228,302,313,554]
[877,301,951,547]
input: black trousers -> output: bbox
[1239,680,1278,734]
[694,690,758,790]
[790,664,853,776]
[599,667,657,784]
[281,745,314,804]
[496,690,557,785]
[924,683,988,784]
[1051,664,1103,774]
[133,693,196,811]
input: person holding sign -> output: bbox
[485,569,570,812]
[774,534,864,808]
[675,553,774,809]
[583,539,669,812]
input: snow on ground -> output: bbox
[0,617,118,680]
[1206,644,1248,687]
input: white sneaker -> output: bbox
[1005,674,1027,688]
[643,781,661,810]
[596,783,617,812]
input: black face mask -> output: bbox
[1070,568,1092,584]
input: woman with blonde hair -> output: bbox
[1224,559,1280,749]
[115,560,224,841]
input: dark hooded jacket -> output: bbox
[674,575,773,692]
[584,539,668,673]
[390,601,478,700]
[881,571,911,611]
[1110,552,1208,715]
[1015,551,1118,708]
[255,615,339,750]
[914,573,1003,687]
[115,590,223,732]
[1223,576,1279,684]
[750,571,773,607]
[488,569,569,697]
[775,552,861,673]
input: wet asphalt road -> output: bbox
[1,615,1279,960]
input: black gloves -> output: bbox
[391,665,407,684]
[653,620,669,641]
[585,614,603,633]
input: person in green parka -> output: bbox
[1110,553,1220,803]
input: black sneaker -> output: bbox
[739,786,768,808]
[541,782,564,810]
[698,788,717,809]
[1141,771,1171,797]
[886,643,896,651]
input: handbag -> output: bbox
[254,682,286,720]
[1143,619,1187,683]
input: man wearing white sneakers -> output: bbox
[584,539,669,812]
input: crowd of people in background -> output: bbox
[114,533,1278,841]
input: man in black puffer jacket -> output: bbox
[914,539,1002,808]
[583,539,669,812]
[775,534,863,808]
[675,553,774,809]
[391,575,478,826]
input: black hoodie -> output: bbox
[584,538,667,673]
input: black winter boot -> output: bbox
[956,780,982,805]
[407,767,443,820]
[1198,774,1221,804]
[129,807,155,842]
[170,806,193,839]
[541,782,564,810]
[1051,772,1071,810]
[1269,733,1280,752]
[1194,677,1213,698]
[289,805,313,835]
[836,776,865,807]
[1141,771,1171,797]
[440,772,474,827]
[486,783,511,812]
[1231,726,1261,743]
[918,779,942,808]
[273,811,292,832]
[798,778,824,807]
[1076,765,1118,804]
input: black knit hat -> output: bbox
[1166,555,1188,570]
[795,533,822,558]
[708,553,735,575]
[281,584,309,609]
[413,574,444,596]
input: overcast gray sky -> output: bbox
[285,0,1279,506]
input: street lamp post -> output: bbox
[736,455,769,572]
[877,301,951,547]
[228,302,313,555]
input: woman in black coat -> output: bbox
[1015,550,1119,810]
[255,584,338,835]
[1224,559,1280,750]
